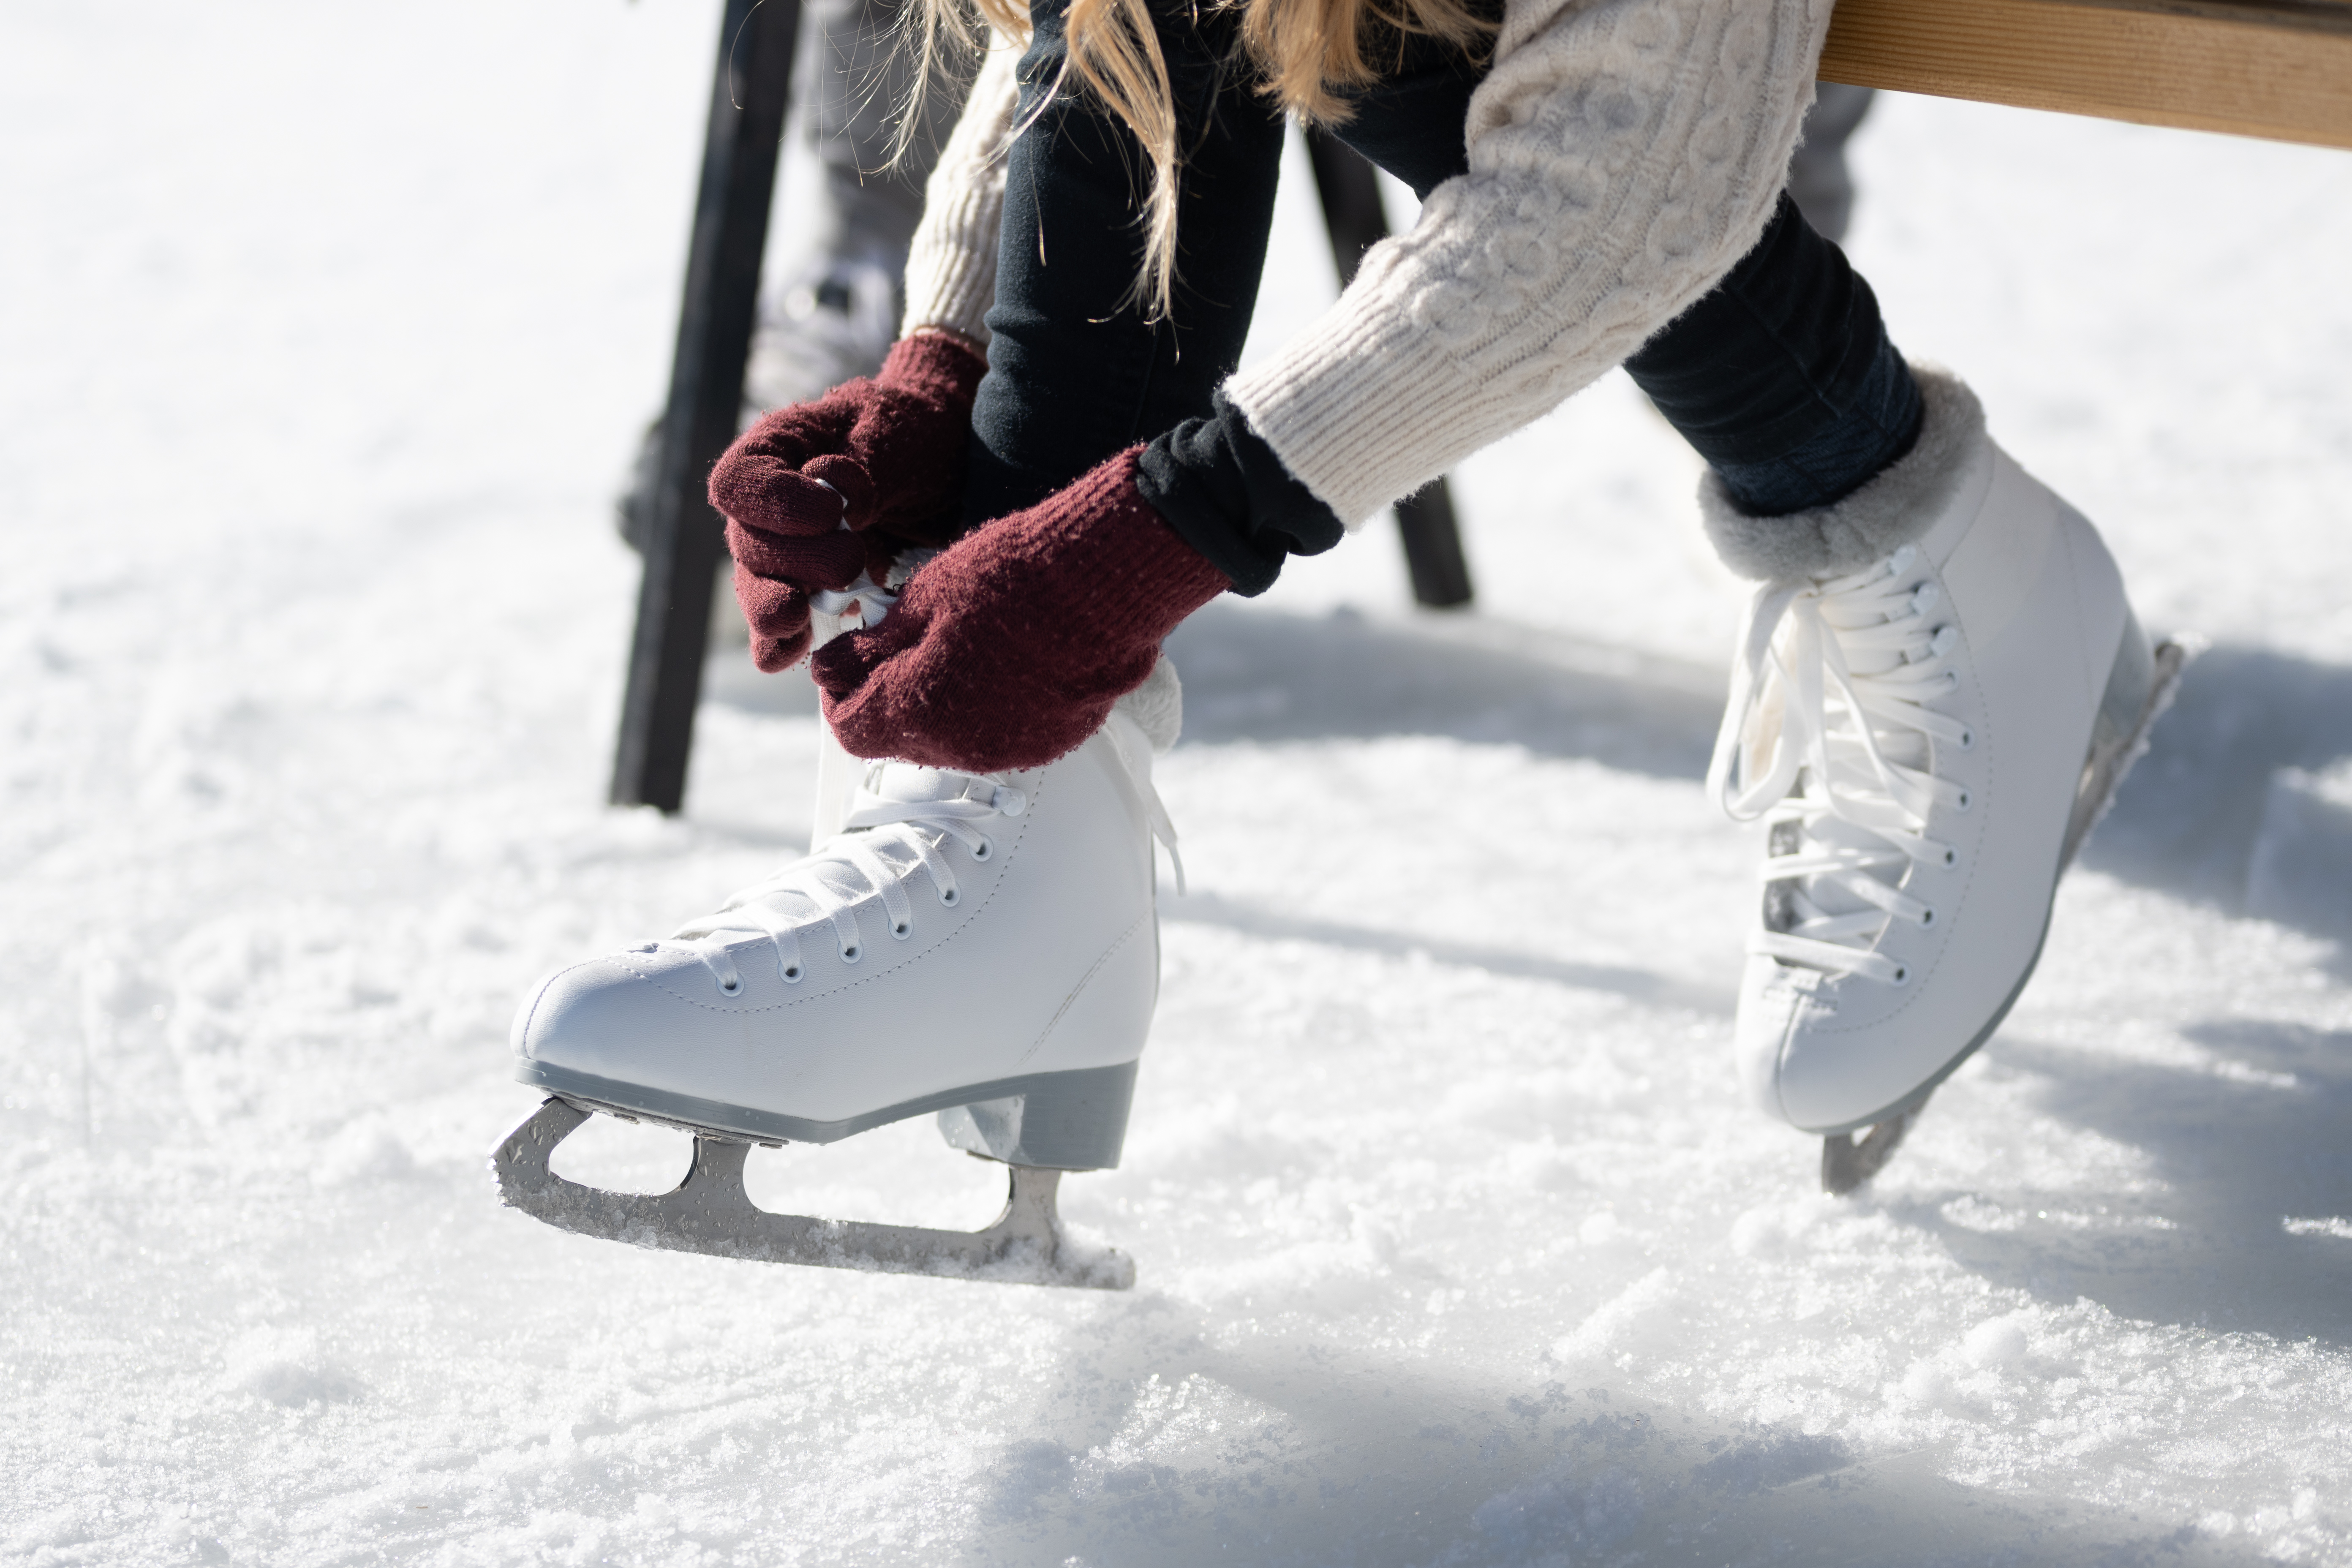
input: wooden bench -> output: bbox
[1821,0,2352,149]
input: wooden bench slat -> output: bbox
[1820,0,2352,150]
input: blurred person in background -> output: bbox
[618,0,958,551]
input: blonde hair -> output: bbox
[897,0,1495,321]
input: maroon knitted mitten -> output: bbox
[710,329,988,672]
[811,448,1230,772]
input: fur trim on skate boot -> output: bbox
[1699,368,1983,583]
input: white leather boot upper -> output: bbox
[510,711,1168,1137]
[1706,374,2132,1132]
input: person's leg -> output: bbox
[1624,194,1921,518]
[1330,49,1918,524]
[964,0,1288,528]
[625,0,961,552]
[747,0,960,411]
[1328,57,2155,1187]
[797,0,951,272]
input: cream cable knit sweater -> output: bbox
[899,40,1022,351]
[901,0,1832,526]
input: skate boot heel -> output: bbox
[936,1059,1139,1170]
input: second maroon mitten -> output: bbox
[810,449,1230,772]
[711,329,988,671]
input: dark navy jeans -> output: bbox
[965,0,1922,588]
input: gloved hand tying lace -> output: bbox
[811,447,1231,772]
[709,329,988,672]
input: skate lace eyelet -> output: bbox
[1918,907,1936,927]
[1890,964,1911,985]
[1958,727,1975,750]
[781,964,802,983]
[938,887,958,906]
[719,977,743,996]
[1941,847,1958,868]
[840,944,861,964]
[891,921,910,939]
[972,837,992,862]
[1955,790,1972,811]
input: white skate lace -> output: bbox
[648,770,1024,994]
[1705,544,1974,986]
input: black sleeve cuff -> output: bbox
[1133,390,1346,598]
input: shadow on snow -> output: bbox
[948,1330,2270,1568]
[712,601,2352,952]
[1913,1021,2352,1348]
[707,606,2352,1353]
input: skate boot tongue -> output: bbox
[852,761,1026,818]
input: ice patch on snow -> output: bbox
[311,1113,418,1187]
[1726,1197,1827,1256]
[1960,1312,2032,1369]
[1550,1267,1672,1364]
[1690,1429,1854,1495]
[1451,1462,1646,1562]
[221,1328,365,1408]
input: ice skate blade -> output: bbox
[1821,1103,1920,1195]
[2060,631,2196,872]
[491,1098,1135,1290]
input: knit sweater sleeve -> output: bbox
[1224,0,1834,528]
[899,36,1024,346]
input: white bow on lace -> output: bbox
[807,574,896,626]
[1705,544,1975,985]
[654,772,1022,995]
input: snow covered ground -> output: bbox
[6,0,2352,1562]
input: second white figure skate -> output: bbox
[493,634,1181,1288]
[1704,372,2188,1193]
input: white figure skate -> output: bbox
[493,652,1182,1288]
[1703,372,2188,1193]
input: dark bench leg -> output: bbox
[1301,127,1474,610]
[611,0,803,813]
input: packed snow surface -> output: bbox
[6,2,2352,1563]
